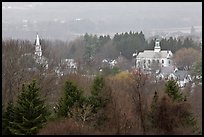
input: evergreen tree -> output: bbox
[164,80,200,134]
[165,80,183,102]
[191,58,202,83]
[88,75,110,128]
[91,75,104,96]
[150,91,158,114]
[2,101,15,135]
[89,75,106,113]
[149,91,159,129]
[56,81,83,118]
[9,80,50,135]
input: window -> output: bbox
[144,60,146,63]
[157,60,159,63]
[148,60,150,64]
[159,77,162,80]
[169,60,171,64]
[162,60,164,64]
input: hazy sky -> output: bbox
[2,2,202,40]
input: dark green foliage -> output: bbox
[148,37,199,54]
[2,101,15,135]
[113,31,148,59]
[91,76,104,96]
[147,91,159,131]
[191,58,202,76]
[165,80,184,102]
[102,67,120,76]
[89,75,107,113]
[83,44,96,64]
[56,81,83,118]
[9,80,50,135]
[182,113,200,134]
[88,75,110,128]
[83,33,112,66]
[191,58,202,83]
[148,83,200,134]
[150,92,158,115]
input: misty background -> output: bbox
[2,2,202,41]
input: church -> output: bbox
[34,33,48,69]
[135,39,173,71]
[35,34,42,57]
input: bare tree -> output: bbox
[2,39,35,102]
[130,71,148,135]
[173,48,201,70]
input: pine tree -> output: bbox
[9,80,50,135]
[2,101,15,135]
[89,75,106,113]
[91,75,104,96]
[56,81,83,118]
[148,91,159,129]
[165,80,183,102]
[151,91,158,114]
[164,80,200,134]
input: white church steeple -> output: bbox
[35,33,42,57]
[36,33,40,46]
[154,39,161,52]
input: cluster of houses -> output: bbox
[133,39,194,88]
[23,34,78,76]
[102,59,118,68]
[31,34,199,88]
[156,66,192,88]
[54,59,77,76]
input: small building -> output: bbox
[54,58,77,76]
[61,59,77,70]
[102,59,117,68]
[156,67,192,88]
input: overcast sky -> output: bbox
[2,2,202,40]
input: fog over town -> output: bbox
[2,2,202,135]
[2,2,202,41]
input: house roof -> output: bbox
[173,70,188,80]
[161,66,174,74]
[137,50,172,59]
[158,66,190,80]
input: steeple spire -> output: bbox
[35,33,42,57]
[36,33,40,46]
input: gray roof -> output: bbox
[161,66,174,74]
[159,69,189,80]
[173,70,188,80]
[137,50,172,59]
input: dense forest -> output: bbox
[2,31,202,135]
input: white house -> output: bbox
[135,39,173,70]
[102,59,118,68]
[54,58,77,76]
[156,67,192,88]
[61,59,77,69]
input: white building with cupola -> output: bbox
[135,39,173,70]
